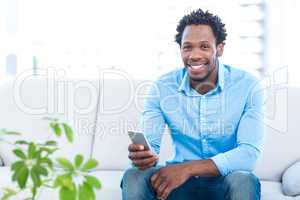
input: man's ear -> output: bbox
[216,43,225,57]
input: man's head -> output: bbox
[175,9,227,83]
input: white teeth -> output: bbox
[190,64,205,70]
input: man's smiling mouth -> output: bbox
[188,63,208,70]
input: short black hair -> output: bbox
[175,9,227,46]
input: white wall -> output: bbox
[265,0,299,86]
[1,0,298,84]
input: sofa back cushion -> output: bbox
[0,77,98,165]
[92,78,144,169]
[254,86,300,181]
[91,78,174,170]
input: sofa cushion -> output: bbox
[91,79,141,170]
[0,167,123,200]
[0,77,98,165]
[254,87,300,182]
[91,79,174,170]
[282,160,300,196]
[35,170,124,200]
[1,166,299,200]
[261,180,297,200]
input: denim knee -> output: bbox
[121,167,160,200]
[223,171,260,200]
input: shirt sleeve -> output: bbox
[139,81,166,155]
[211,80,265,176]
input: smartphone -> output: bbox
[128,131,155,154]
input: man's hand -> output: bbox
[128,144,159,170]
[150,164,191,200]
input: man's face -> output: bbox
[180,25,224,82]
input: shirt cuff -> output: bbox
[211,153,231,176]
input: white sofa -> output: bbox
[0,76,300,199]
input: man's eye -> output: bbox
[201,45,209,49]
[182,46,191,50]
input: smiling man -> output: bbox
[121,9,263,200]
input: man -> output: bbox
[121,9,263,200]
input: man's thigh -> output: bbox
[167,172,260,200]
[167,176,225,200]
[121,165,162,188]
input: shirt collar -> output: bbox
[177,62,225,95]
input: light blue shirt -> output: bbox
[140,63,264,176]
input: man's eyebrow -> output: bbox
[182,40,210,45]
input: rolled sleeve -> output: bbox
[211,144,261,176]
[211,79,265,176]
[211,153,231,176]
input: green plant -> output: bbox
[0,118,101,200]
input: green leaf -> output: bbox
[5,131,22,135]
[28,143,36,159]
[43,117,58,121]
[12,170,19,181]
[54,176,64,188]
[42,116,58,122]
[40,147,58,155]
[50,122,62,137]
[39,157,53,169]
[35,165,48,176]
[54,175,73,189]
[13,149,27,160]
[59,186,76,200]
[1,187,17,200]
[15,140,29,145]
[31,166,42,187]
[44,140,58,146]
[56,158,74,171]
[81,159,98,172]
[79,182,95,200]
[32,187,37,199]
[11,160,25,171]
[16,165,29,189]
[62,123,73,143]
[84,176,101,189]
[0,130,22,136]
[74,154,84,168]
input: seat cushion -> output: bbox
[0,167,123,200]
[2,166,300,200]
[31,170,124,200]
[282,160,300,196]
[261,180,300,200]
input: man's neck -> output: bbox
[190,66,218,95]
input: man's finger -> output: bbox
[150,171,159,186]
[152,173,166,191]
[160,186,172,200]
[129,150,155,159]
[139,160,158,170]
[132,155,158,166]
[156,180,168,198]
[128,144,144,151]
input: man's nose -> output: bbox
[189,48,203,61]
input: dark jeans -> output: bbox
[121,166,260,200]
